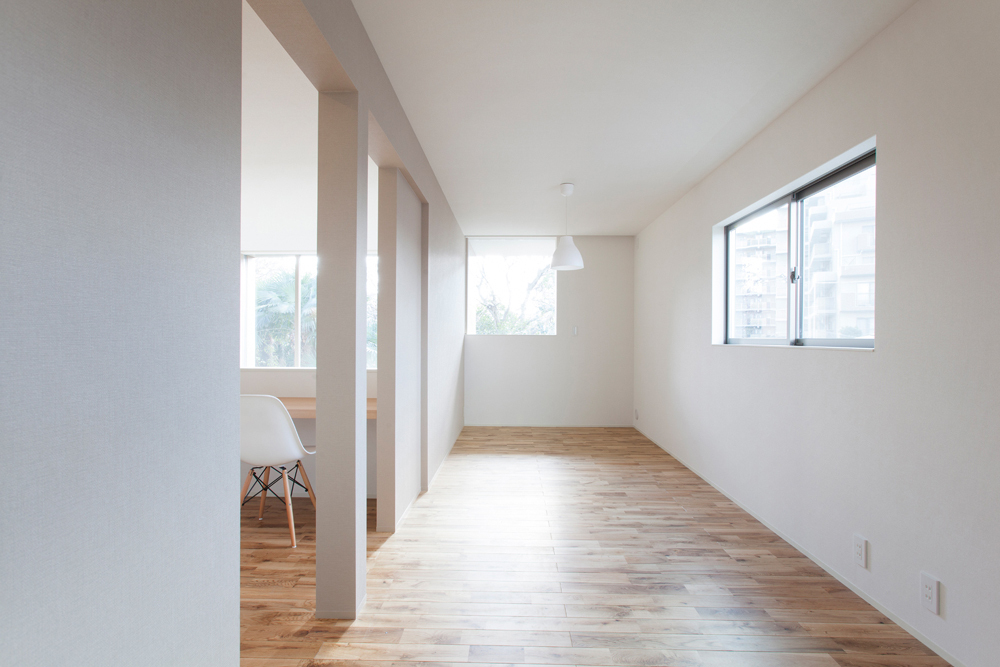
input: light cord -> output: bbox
[565,195,569,235]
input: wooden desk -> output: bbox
[277,397,377,420]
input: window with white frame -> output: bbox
[241,253,379,368]
[725,151,876,347]
[466,237,557,335]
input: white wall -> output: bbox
[377,169,423,530]
[425,202,466,485]
[241,368,317,397]
[633,2,1000,666]
[466,236,634,426]
[0,1,240,665]
[241,0,318,253]
[239,368,376,398]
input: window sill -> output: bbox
[466,333,557,337]
[239,367,378,370]
[713,343,874,352]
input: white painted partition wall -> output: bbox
[377,168,424,532]
[633,2,1000,665]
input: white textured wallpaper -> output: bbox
[0,1,241,664]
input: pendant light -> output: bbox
[551,182,584,270]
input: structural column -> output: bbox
[315,92,367,618]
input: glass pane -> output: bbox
[254,256,297,367]
[468,237,557,335]
[299,255,317,368]
[366,255,378,369]
[727,204,789,340]
[801,165,876,339]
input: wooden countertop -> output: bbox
[277,397,376,420]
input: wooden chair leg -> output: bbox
[240,468,254,504]
[297,461,316,508]
[281,468,296,548]
[257,467,270,520]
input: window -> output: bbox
[299,255,318,366]
[467,237,557,335]
[240,253,379,368]
[366,254,378,369]
[725,151,875,347]
[242,255,310,367]
[727,202,789,341]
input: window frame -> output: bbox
[724,150,876,349]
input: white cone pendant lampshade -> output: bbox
[552,182,584,270]
[551,235,584,270]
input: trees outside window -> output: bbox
[242,253,379,369]
[467,237,557,336]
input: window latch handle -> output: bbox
[789,268,798,284]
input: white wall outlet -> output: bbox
[853,534,868,569]
[634,409,639,420]
[921,572,940,615]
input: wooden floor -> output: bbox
[241,427,950,667]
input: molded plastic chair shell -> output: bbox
[240,395,313,468]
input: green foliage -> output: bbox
[254,258,318,367]
[473,262,555,335]
[255,263,296,367]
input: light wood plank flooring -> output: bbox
[241,427,950,667]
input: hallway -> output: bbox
[241,427,949,666]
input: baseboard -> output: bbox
[633,425,966,667]
[463,423,635,428]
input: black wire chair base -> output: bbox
[241,464,310,508]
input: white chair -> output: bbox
[240,394,315,548]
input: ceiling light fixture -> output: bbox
[551,183,584,271]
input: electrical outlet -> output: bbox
[921,572,940,615]
[853,534,868,569]
[634,409,639,420]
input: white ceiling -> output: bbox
[351,0,912,236]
